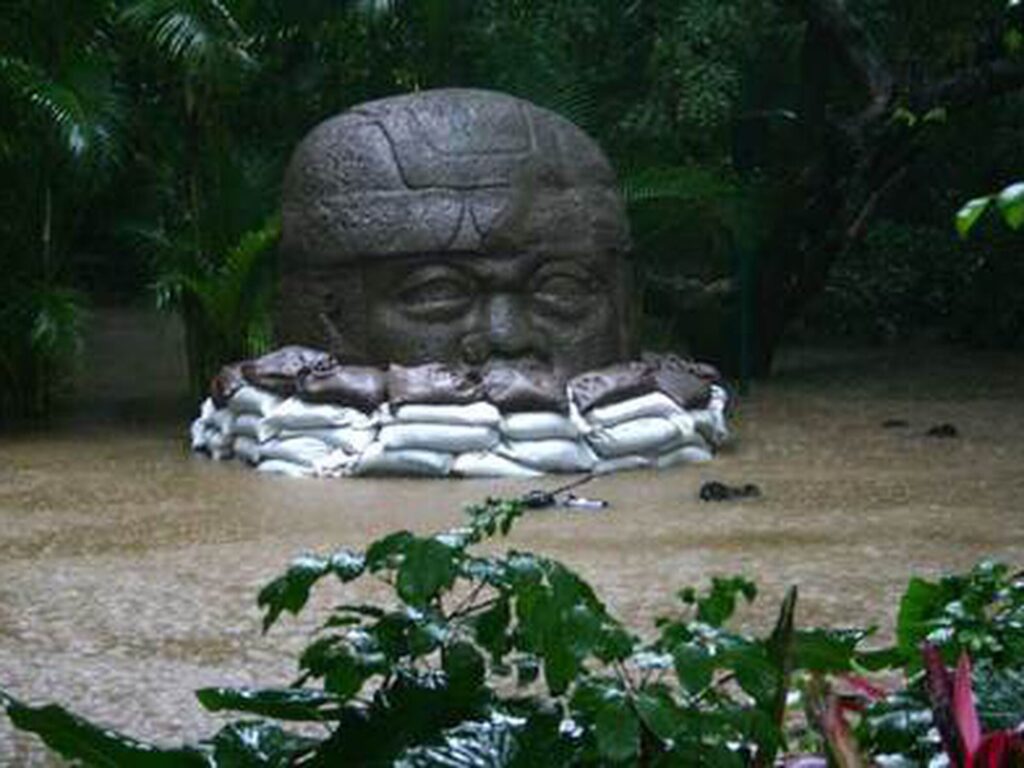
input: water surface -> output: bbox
[2,312,1023,764]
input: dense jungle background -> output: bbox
[2,0,1023,424]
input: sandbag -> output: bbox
[311,449,357,477]
[259,436,333,467]
[257,459,315,478]
[277,426,376,455]
[210,364,245,407]
[207,408,235,436]
[260,398,375,437]
[656,444,713,467]
[387,363,484,406]
[199,398,217,421]
[569,362,652,413]
[232,413,262,439]
[586,417,683,458]
[594,455,652,475]
[642,353,719,409]
[585,392,683,428]
[298,362,387,412]
[500,412,580,441]
[355,443,453,477]
[227,386,283,417]
[242,346,330,395]
[394,402,501,427]
[495,439,597,473]
[378,423,498,453]
[207,430,234,461]
[190,418,210,452]
[452,451,543,478]
[482,366,568,413]
[233,436,261,465]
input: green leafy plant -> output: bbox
[957,182,1024,237]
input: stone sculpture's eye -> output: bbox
[530,264,598,319]
[395,267,474,319]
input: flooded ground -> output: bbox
[2,309,1024,764]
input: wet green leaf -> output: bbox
[196,687,343,721]
[956,196,992,238]
[594,695,640,763]
[207,720,319,767]
[793,629,866,672]
[257,554,330,632]
[996,182,1024,230]
[635,687,681,742]
[397,538,458,607]
[673,642,714,693]
[444,641,487,702]
[329,549,366,582]
[696,576,757,627]
[0,690,208,767]
[365,530,416,571]
[474,596,511,661]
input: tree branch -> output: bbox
[918,57,1024,112]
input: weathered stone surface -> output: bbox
[275,88,634,382]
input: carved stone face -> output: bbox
[275,88,633,380]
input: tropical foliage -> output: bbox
[2,498,1022,766]
[2,0,1024,419]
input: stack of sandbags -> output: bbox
[188,347,730,478]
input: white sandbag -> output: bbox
[208,408,235,436]
[378,423,498,453]
[586,417,682,458]
[594,455,652,474]
[585,392,684,427]
[233,436,261,465]
[496,439,597,473]
[277,426,376,455]
[452,451,544,478]
[354,443,453,477]
[656,443,714,467]
[232,413,262,439]
[260,398,375,439]
[691,408,728,446]
[259,436,333,467]
[257,459,315,478]
[207,430,234,461]
[691,385,730,446]
[190,418,210,452]
[200,398,217,421]
[228,386,282,417]
[500,412,580,441]
[311,449,357,478]
[394,401,501,427]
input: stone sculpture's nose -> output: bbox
[459,293,544,365]
[485,293,538,357]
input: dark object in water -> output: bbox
[561,494,608,510]
[699,481,762,502]
[521,490,556,509]
[882,418,910,428]
[521,474,605,510]
[925,423,959,438]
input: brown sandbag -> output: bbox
[569,361,653,413]
[298,361,387,413]
[570,354,721,413]
[241,345,331,396]
[643,353,719,410]
[210,362,245,407]
[387,363,484,406]
[483,366,568,413]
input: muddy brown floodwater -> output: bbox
[2,310,1024,765]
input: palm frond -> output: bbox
[120,0,255,77]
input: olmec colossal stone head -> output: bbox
[276,88,633,381]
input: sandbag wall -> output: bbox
[189,347,729,479]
